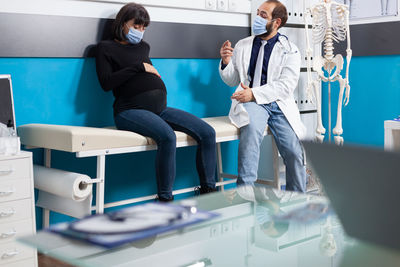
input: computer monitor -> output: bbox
[302,141,400,251]
[0,74,16,132]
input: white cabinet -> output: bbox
[384,120,400,151]
[0,152,37,266]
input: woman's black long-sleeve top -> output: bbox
[96,40,167,115]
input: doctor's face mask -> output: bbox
[252,16,275,37]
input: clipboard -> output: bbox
[48,203,219,248]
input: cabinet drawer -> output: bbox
[0,179,31,202]
[0,219,34,245]
[0,158,31,180]
[0,241,35,265]
[0,199,32,224]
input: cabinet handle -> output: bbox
[0,229,17,239]
[1,249,19,259]
[0,208,15,218]
[0,188,15,196]
[0,167,14,175]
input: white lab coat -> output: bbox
[219,34,306,140]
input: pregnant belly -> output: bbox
[124,73,166,95]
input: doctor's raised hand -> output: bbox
[220,40,234,65]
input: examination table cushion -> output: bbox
[17,116,241,153]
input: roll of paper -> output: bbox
[33,165,92,201]
[36,191,92,218]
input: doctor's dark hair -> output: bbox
[266,0,288,29]
[113,3,150,41]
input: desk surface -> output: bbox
[20,186,400,267]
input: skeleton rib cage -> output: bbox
[312,3,347,45]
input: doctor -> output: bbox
[219,0,307,192]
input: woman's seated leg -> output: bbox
[114,109,177,200]
[159,107,217,193]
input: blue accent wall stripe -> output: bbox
[2,54,400,227]
[321,55,400,147]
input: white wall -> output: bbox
[6,0,398,28]
[304,0,400,25]
[0,0,251,27]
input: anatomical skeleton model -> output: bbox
[304,0,352,145]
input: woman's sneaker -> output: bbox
[156,195,174,202]
[199,186,218,195]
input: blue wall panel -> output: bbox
[321,56,400,147]
[0,57,238,227]
[4,54,399,228]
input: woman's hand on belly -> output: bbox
[143,63,161,78]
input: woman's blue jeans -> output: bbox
[114,107,217,199]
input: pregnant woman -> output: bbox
[96,3,217,202]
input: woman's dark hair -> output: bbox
[113,3,150,41]
[267,0,288,29]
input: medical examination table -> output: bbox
[18,116,280,226]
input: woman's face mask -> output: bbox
[252,15,275,36]
[126,27,144,44]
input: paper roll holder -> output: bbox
[81,178,103,185]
